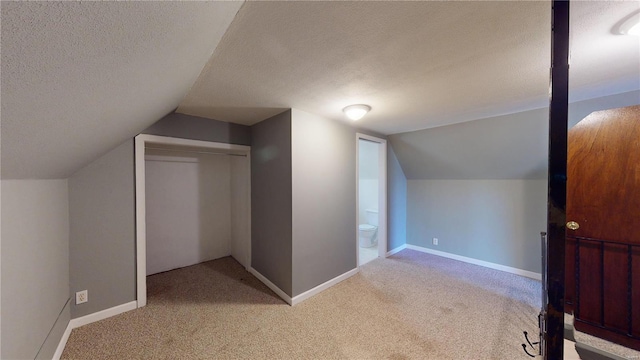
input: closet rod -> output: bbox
[146,147,247,157]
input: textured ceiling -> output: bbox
[178,1,639,134]
[1,1,242,178]
[2,1,638,180]
[569,1,640,101]
[178,1,551,132]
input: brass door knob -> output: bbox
[566,221,580,230]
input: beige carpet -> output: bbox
[62,249,542,359]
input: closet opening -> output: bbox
[134,134,251,307]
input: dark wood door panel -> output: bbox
[577,241,602,324]
[633,248,640,338]
[567,105,640,350]
[565,236,576,312]
[566,105,640,243]
[603,243,629,332]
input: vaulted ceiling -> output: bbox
[2,1,639,179]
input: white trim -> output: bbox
[386,244,407,257]
[356,133,388,265]
[405,244,542,280]
[291,267,359,306]
[68,301,137,329]
[135,136,147,307]
[134,134,252,309]
[55,301,137,358]
[52,323,72,360]
[136,134,251,152]
[249,267,292,305]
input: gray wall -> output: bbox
[568,90,640,128]
[251,110,293,296]
[393,90,639,274]
[1,180,69,359]
[35,301,70,360]
[387,144,407,252]
[291,109,357,297]
[142,112,251,145]
[69,140,136,318]
[407,179,547,273]
[390,108,549,180]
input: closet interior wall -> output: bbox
[144,146,250,275]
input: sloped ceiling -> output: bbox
[178,1,552,132]
[1,1,242,179]
[2,1,638,180]
[389,108,549,180]
[177,1,639,135]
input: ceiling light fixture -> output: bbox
[343,104,371,121]
[619,12,640,36]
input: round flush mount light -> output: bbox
[619,11,640,36]
[343,104,371,121]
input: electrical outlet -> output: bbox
[76,290,88,305]
[432,238,439,246]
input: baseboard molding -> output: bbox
[405,244,542,280]
[249,267,292,305]
[55,301,137,359]
[69,301,137,329]
[291,268,359,306]
[53,323,73,360]
[386,244,407,257]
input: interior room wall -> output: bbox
[393,90,639,275]
[358,139,379,224]
[142,112,251,145]
[144,149,232,275]
[407,179,546,273]
[61,115,252,322]
[387,144,407,252]
[230,155,251,269]
[250,110,293,296]
[69,140,136,318]
[1,180,70,359]
[291,109,357,297]
[568,90,640,128]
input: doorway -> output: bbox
[134,134,251,307]
[565,105,640,351]
[356,133,387,266]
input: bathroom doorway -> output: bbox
[356,134,387,266]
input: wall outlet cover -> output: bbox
[433,238,439,245]
[76,290,88,304]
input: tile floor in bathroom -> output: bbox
[359,245,379,265]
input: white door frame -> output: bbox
[355,133,387,266]
[134,134,251,308]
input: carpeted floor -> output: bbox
[62,249,543,359]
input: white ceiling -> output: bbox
[1,1,242,178]
[178,1,640,134]
[2,1,639,179]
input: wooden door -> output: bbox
[565,105,640,351]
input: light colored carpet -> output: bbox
[62,249,542,359]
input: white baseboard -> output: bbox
[69,301,137,329]
[249,267,292,305]
[386,244,407,257]
[55,301,137,359]
[405,244,542,280]
[52,323,73,360]
[291,268,359,306]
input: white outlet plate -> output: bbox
[76,290,88,304]
[433,238,439,245]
